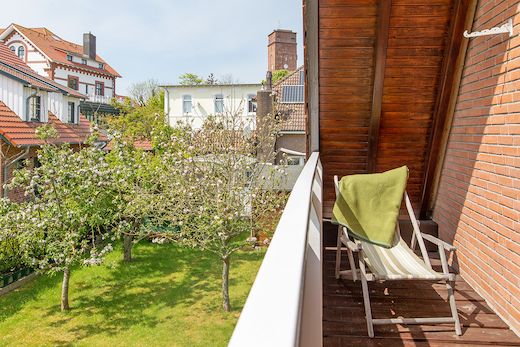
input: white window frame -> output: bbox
[214,94,224,114]
[27,95,41,122]
[17,46,25,60]
[182,95,192,114]
[247,94,257,114]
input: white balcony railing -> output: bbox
[230,152,323,347]
[86,94,112,104]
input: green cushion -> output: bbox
[332,166,408,248]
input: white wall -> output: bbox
[0,73,82,123]
[48,93,80,123]
[164,84,261,130]
[0,73,24,116]
[53,67,114,98]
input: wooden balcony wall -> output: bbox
[317,0,459,217]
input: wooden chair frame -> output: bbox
[333,175,462,337]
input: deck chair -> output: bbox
[333,175,462,338]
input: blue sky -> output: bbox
[1,0,303,95]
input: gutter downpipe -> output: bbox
[3,146,30,198]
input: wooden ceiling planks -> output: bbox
[318,0,458,217]
[377,0,454,212]
[319,0,378,215]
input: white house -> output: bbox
[0,24,121,116]
[162,84,262,130]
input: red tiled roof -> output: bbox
[272,66,306,132]
[3,24,120,78]
[105,139,153,151]
[0,44,85,98]
[0,101,105,147]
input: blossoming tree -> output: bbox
[156,109,287,311]
[8,126,117,310]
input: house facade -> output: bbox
[272,65,306,165]
[162,84,261,130]
[0,24,121,117]
[0,42,103,200]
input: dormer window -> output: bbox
[67,54,73,62]
[67,102,76,123]
[17,46,25,60]
[27,95,41,122]
[81,58,87,65]
[9,46,15,53]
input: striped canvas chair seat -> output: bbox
[360,237,452,281]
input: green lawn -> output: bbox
[0,242,264,347]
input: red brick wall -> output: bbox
[433,1,520,334]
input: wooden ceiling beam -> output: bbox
[367,0,392,173]
[420,0,479,219]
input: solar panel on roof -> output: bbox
[281,85,304,103]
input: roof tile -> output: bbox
[0,101,105,147]
[273,66,306,132]
[5,24,121,78]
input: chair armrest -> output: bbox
[340,234,361,252]
[421,233,456,252]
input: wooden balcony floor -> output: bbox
[323,250,520,346]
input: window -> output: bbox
[27,95,41,121]
[247,94,257,113]
[17,46,25,60]
[95,81,104,96]
[281,85,304,103]
[85,84,89,94]
[9,46,15,53]
[81,58,87,65]
[98,63,104,69]
[67,76,79,90]
[299,70,305,85]
[67,54,73,61]
[67,102,76,123]
[182,95,192,114]
[214,94,224,114]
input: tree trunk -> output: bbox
[222,256,231,312]
[123,234,133,262]
[61,267,70,311]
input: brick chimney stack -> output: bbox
[267,29,297,72]
[83,32,96,59]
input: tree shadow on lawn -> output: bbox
[44,243,263,344]
[0,269,64,323]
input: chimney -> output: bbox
[267,29,297,72]
[83,32,96,59]
[266,71,273,91]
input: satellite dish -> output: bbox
[283,64,289,69]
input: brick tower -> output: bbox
[267,29,297,72]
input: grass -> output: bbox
[0,242,265,346]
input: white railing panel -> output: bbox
[229,152,322,347]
